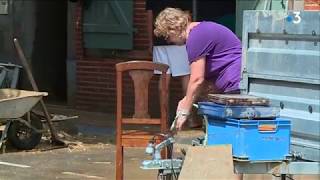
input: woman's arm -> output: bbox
[176,57,205,130]
[185,57,206,110]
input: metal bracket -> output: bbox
[312,30,318,46]
[141,159,183,170]
[256,29,262,43]
[191,136,205,146]
[283,30,288,44]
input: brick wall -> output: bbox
[133,0,149,50]
[74,0,183,118]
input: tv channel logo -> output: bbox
[286,12,302,24]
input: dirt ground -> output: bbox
[0,105,318,180]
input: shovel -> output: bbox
[13,38,66,147]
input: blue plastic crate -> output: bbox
[205,117,291,161]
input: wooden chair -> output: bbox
[115,61,169,180]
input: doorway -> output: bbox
[32,0,67,103]
[196,0,236,32]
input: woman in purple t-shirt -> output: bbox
[154,8,242,130]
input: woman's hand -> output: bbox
[175,97,190,131]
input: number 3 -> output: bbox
[293,11,301,24]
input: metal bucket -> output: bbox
[0,88,48,120]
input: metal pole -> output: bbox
[192,0,197,21]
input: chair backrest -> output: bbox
[115,61,169,132]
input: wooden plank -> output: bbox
[122,130,161,136]
[121,130,163,147]
[207,94,269,106]
[122,118,161,125]
[122,138,162,147]
[179,145,240,180]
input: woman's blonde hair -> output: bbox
[154,8,191,39]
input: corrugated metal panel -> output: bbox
[241,10,320,161]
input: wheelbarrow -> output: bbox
[0,88,48,150]
[0,39,78,150]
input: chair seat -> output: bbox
[121,130,164,147]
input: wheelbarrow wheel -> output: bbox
[7,113,43,150]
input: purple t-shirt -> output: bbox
[186,22,242,93]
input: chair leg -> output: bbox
[116,145,123,180]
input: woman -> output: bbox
[154,8,242,130]
[146,0,194,127]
